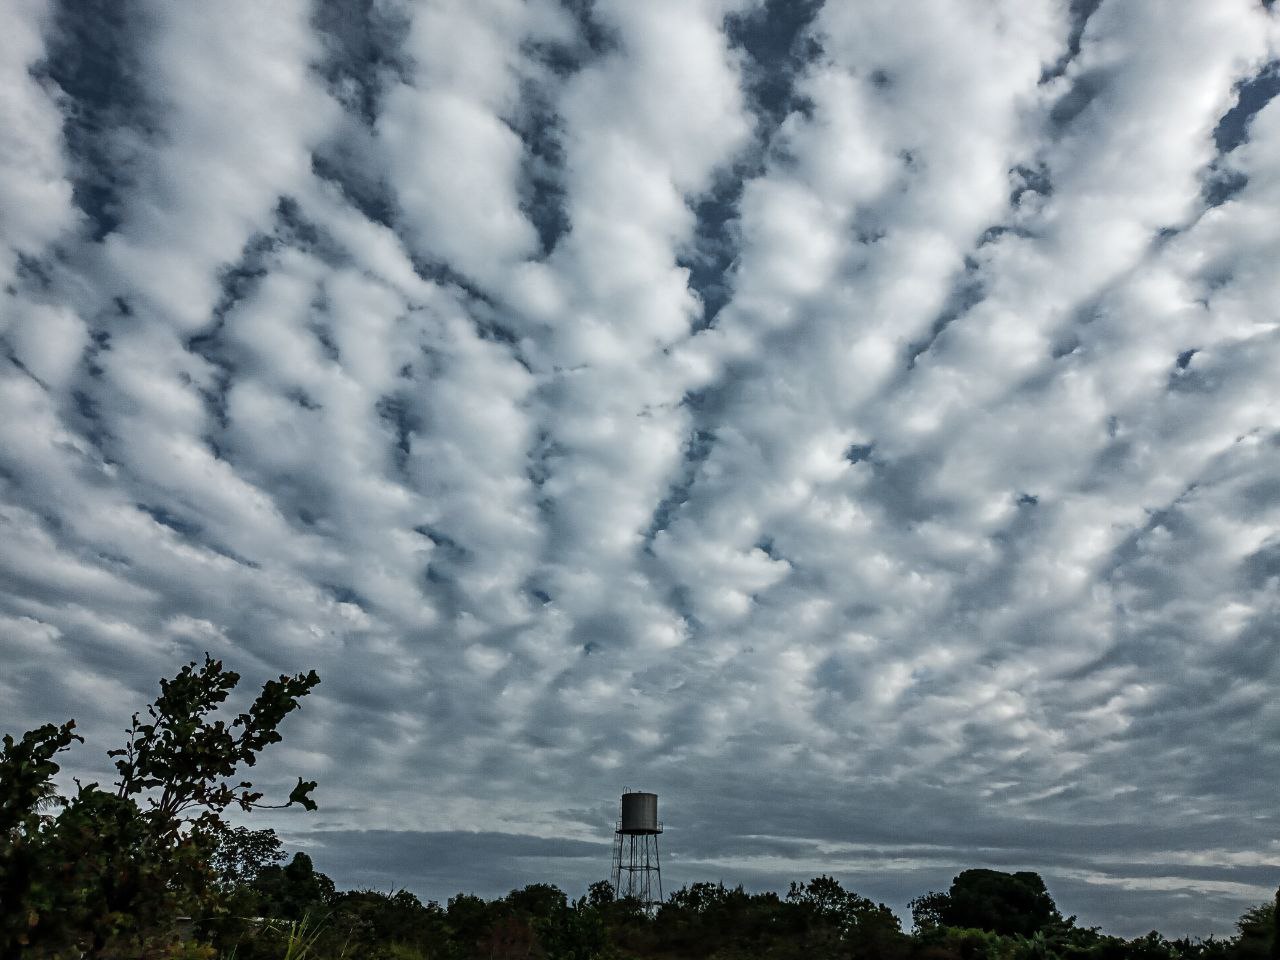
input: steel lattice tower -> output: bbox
[610,791,663,912]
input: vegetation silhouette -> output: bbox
[2,656,1277,959]
[1,654,318,958]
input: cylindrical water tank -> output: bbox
[619,791,659,834]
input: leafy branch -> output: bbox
[108,654,320,836]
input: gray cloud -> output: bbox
[2,0,1280,939]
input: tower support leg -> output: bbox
[612,830,664,913]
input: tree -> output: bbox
[506,881,569,920]
[937,869,1062,938]
[208,825,285,891]
[1236,898,1277,960]
[786,876,906,959]
[0,654,320,958]
[586,879,616,909]
[911,890,951,932]
[108,653,320,836]
[0,721,83,957]
[0,720,81,838]
[252,851,336,921]
[446,891,495,957]
[500,883,614,960]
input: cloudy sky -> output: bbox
[3,0,1280,938]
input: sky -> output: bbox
[2,0,1280,939]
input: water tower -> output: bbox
[610,790,663,910]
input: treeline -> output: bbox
[3,656,1278,959]
[186,846,1280,960]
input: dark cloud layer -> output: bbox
[2,0,1279,939]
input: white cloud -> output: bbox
[0,0,76,293]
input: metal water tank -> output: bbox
[619,791,659,834]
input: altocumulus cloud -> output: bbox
[1,0,1280,938]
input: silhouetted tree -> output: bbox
[586,879,615,909]
[0,654,319,958]
[208,824,285,891]
[252,851,336,922]
[939,869,1062,938]
[1235,899,1277,960]
[912,890,951,932]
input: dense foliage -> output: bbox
[4,658,1279,959]
[123,860,1271,960]
[0,655,319,958]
